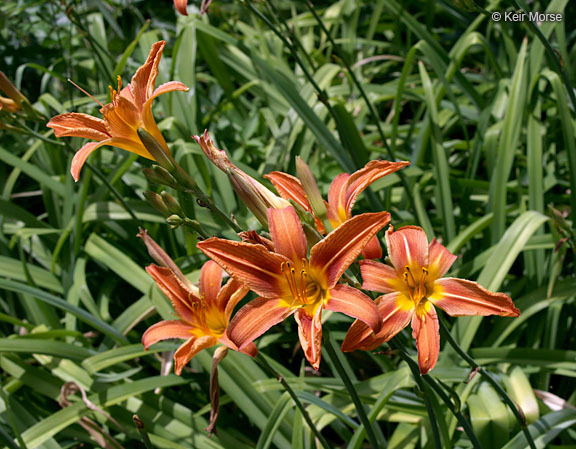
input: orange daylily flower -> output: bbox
[265,159,409,258]
[47,41,188,181]
[342,225,520,375]
[198,206,390,369]
[140,231,254,374]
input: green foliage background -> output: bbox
[0,0,575,448]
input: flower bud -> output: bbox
[166,214,184,228]
[138,128,175,172]
[161,191,184,216]
[144,191,170,217]
[295,157,332,232]
[143,165,179,188]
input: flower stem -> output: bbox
[322,329,381,449]
[438,317,537,449]
[389,340,482,449]
[254,353,331,449]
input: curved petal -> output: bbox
[197,237,289,299]
[327,173,350,225]
[220,278,250,320]
[359,260,402,294]
[345,160,410,215]
[361,235,383,260]
[310,211,391,289]
[411,305,440,375]
[428,238,457,279]
[325,284,381,333]
[141,98,170,153]
[174,0,189,15]
[47,112,110,140]
[385,225,429,274]
[342,292,413,352]
[294,306,323,370]
[264,172,310,211]
[131,41,165,108]
[174,335,218,375]
[70,141,106,182]
[200,261,223,306]
[146,264,197,323]
[433,278,520,317]
[227,296,293,349]
[268,207,307,263]
[218,334,257,357]
[142,320,193,349]
[150,81,189,99]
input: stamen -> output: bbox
[67,79,104,107]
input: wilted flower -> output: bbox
[194,130,290,225]
[198,206,389,369]
[342,226,520,375]
[47,41,188,181]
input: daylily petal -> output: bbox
[362,235,383,260]
[264,172,310,212]
[47,112,110,140]
[150,81,189,99]
[359,259,401,293]
[140,82,188,152]
[227,296,293,349]
[101,96,141,141]
[327,173,349,224]
[174,335,218,375]
[146,264,196,323]
[310,211,391,289]
[428,238,457,279]
[174,0,189,15]
[294,306,323,370]
[142,320,193,349]
[385,225,429,274]
[341,292,413,351]
[198,238,289,298]
[220,278,250,320]
[325,284,381,333]
[344,160,410,215]
[70,141,106,182]
[218,333,257,357]
[268,207,308,263]
[433,278,520,317]
[200,260,223,305]
[412,305,440,375]
[131,41,165,108]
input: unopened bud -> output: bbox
[144,191,170,216]
[143,165,178,188]
[138,128,175,172]
[161,191,184,216]
[295,157,332,232]
[166,214,184,228]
